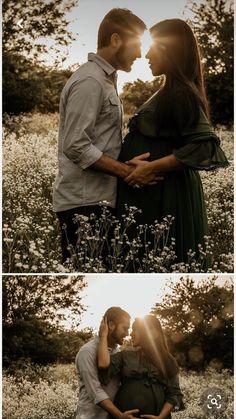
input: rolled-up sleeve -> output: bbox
[76,348,110,405]
[63,77,104,169]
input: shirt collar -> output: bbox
[88,52,116,77]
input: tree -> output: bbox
[3,52,73,114]
[3,276,86,326]
[121,77,163,115]
[3,0,78,63]
[186,0,233,125]
[3,0,78,114]
[3,276,88,365]
[152,276,233,370]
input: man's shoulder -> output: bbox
[75,338,98,370]
[76,338,97,359]
[66,61,105,88]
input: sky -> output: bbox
[69,274,232,331]
[59,0,197,91]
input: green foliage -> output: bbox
[3,276,89,366]
[3,0,78,63]
[4,319,60,365]
[187,0,233,124]
[3,276,86,324]
[54,328,94,363]
[121,77,163,115]
[3,51,73,114]
[152,276,233,370]
[3,0,78,114]
[3,320,93,366]
[187,0,233,75]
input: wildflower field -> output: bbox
[3,363,233,419]
[3,113,234,273]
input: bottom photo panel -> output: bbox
[3,274,233,419]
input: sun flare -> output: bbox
[141,30,154,55]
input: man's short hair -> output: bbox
[97,8,146,49]
[104,306,130,326]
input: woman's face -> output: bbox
[145,37,168,76]
[131,322,142,347]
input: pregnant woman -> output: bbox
[117,19,228,266]
[98,315,183,419]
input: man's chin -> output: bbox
[121,63,133,72]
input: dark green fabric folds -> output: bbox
[99,349,183,418]
[116,93,229,267]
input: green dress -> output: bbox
[117,93,229,264]
[99,349,183,418]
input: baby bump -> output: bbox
[114,380,165,416]
[119,132,173,162]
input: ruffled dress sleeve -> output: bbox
[165,374,185,412]
[98,352,123,385]
[173,110,229,170]
[129,98,229,171]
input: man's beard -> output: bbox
[110,329,124,345]
[115,45,130,71]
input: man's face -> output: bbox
[115,35,142,72]
[110,317,130,345]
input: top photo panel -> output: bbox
[3,0,233,274]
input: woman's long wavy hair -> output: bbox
[134,315,179,383]
[149,19,210,133]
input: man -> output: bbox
[75,307,138,419]
[53,8,147,263]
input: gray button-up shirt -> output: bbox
[75,336,120,419]
[53,53,123,212]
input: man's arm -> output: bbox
[91,154,132,178]
[63,78,156,182]
[76,349,138,419]
[62,77,133,178]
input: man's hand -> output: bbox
[121,409,140,418]
[99,316,108,338]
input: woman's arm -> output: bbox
[125,154,183,187]
[98,316,110,369]
[140,401,174,419]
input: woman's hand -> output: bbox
[125,152,151,168]
[98,316,110,368]
[99,316,108,338]
[124,153,162,187]
[140,416,159,419]
[121,409,140,418]
[124,164,164,187]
